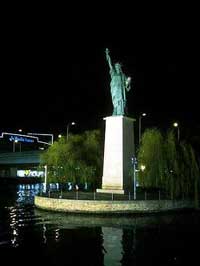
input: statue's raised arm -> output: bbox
[105,48,132,116]
[105,48,113,70]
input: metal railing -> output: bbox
[39,190,170,201]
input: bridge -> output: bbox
[0,150,44,178]
[0,150,43,164]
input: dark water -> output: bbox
[0,183,200,266]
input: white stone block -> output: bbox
[98,116,135,194]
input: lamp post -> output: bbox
[131,157,138,200]
[67,122,75,140]
[19,142,21,152]
[138,113,146,145]
[13,140,18,152]
[44,165,48,193]
[173,122,180,142]
[18,129,22,151]
[12,139,21,152]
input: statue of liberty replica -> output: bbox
[97,48,135,195]
[105,48,131,116]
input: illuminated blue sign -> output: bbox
[9,135,34,143]
[0,132,51,146]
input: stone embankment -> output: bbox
[34,195,195,214]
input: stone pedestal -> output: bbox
[97,116,135,194]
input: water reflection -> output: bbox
[0,183,200,266]
[9,206,19,247]
[16,183,42,204]
[102,227,123,266]
[42,223,47,244]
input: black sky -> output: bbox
[1,5,199,150]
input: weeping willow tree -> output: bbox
[40,130,103,187]
[138,128,200,204]
[178,142,193,199]
[165,130,180,199]
[180,143,200,207]
[165,131,199,203]
[137,128,166,189]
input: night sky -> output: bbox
[1,6,199,152]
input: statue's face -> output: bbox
[115,63,121,73]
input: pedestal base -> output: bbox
[96,188,125,194]
[97,116,135,194]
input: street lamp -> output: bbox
[58,134,62,140]
[67,122,75,140]
[139,113,146,144]
[131,157,137,200]
[19,142,21,152]
[44,165,48,193]
[13,140,18,152]
[173,122,180,142]
[12,139,21,152]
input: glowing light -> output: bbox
[173,122,178,127]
